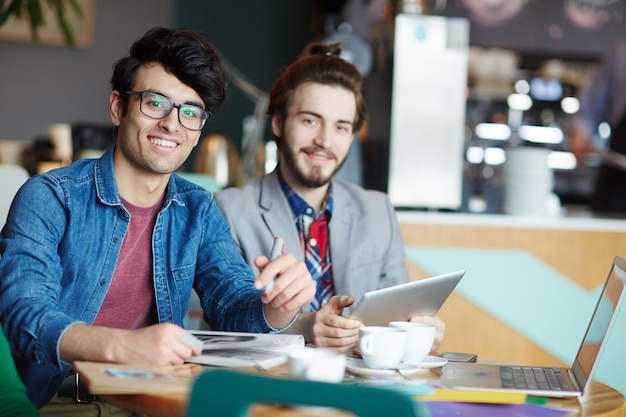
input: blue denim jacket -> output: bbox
[0,148,277,407]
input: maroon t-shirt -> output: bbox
[93,198,160,329]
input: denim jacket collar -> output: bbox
[94,147,185,211]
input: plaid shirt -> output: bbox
[277,169,334,312]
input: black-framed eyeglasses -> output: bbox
[125,91,210,131]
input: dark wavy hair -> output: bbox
[111,27,227,117]
[267,42,367,144]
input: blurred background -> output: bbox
[1,0,624,214]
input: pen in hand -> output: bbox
[263,236,285,298]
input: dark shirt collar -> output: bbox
[276,166,333,219]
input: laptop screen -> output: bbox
[571,256,626,391]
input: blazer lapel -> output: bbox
[258,172,304,262]
[329,182,355,296]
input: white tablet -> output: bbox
[349,270,465,326]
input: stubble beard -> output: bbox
[282,144,348,189]
[118,137,185,175]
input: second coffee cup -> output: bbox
[389,321,436,365]
[359,326,406,369]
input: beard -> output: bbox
[281,144,348,189]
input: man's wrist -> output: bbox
[282,312,314,342]
[263,304,302,334]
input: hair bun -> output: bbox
[304,42,342,58]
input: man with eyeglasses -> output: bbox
[0,27,315,416]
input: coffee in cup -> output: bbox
[359,326,406,369]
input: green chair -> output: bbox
[186,369,428,417]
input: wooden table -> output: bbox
[87,364,624,417]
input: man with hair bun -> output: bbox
[216,42,446,352]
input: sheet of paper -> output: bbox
[187,330,304,350]
[186,330,305,369]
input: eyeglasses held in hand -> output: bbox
[125,91,210,131]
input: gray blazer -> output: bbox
[214,171,409,314]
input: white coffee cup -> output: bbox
[359,326,406,369]
[287,347,346,383]
[389,321,436,365]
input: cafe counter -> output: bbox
[397,210,626,397]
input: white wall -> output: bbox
[0,0,174,144]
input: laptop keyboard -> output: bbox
[500,366,571,391]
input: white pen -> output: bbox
[264,236,284,297]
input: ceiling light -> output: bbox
[475,123,511,141]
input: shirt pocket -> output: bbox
[171,262,196,281]
[171,262,196,319]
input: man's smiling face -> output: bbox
[274,82,356,189]
[110,62,203,176]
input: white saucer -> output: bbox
[345,357,422,377]
[409,355,448,369]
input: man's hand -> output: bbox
[253,253,316,329]
[60,322,203,366]
[312,295,361,352]
[409,315,446,352]
[569,128,596,163]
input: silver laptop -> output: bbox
[439,255,626,398]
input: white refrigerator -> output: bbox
[371,14,469,209]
